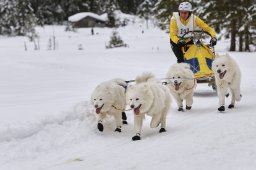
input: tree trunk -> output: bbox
[244,25,250,51]
[239,31,243,51]
[230,19,236,51]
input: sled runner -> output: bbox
[181,30,216,90]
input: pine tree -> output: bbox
[137,0,153,29]
[16,0,37,35]
[105,0,119,27]
[0,0,36,36]
[106,30,127,48]
[196,0,256,51]
[30,0,44,25]
[153,0,179,30]
[0,0,17,35]
[32,0,54,25]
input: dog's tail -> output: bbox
[135,72,155,84]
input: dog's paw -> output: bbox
[97,123,104,132]
[228,104,234,109]
[122,120,128,125]
[132,135,141,141]
[159,128,166,133]
[178,107,184,112]
[218,106,225,112]
[114,128,121,132]
[225,93,229,98]
[186,105,192,110]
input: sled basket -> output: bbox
[180,30,216,85]
[183,44,214,79]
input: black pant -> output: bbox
[170,40,184,63]
[170,40,194,63]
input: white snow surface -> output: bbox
[68,12,106,22]
[0,17,256,170]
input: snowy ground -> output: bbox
[0,18,256,170]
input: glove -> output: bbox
[210,37,217,46]
[177,39,185,47]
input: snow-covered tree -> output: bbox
[16,0,37,35]
[137,0,154,29]
[153,0,179,30]
[196,0,256,51]
[105,0,119,27]
[106,30,127,48]
[0,0,36,36]
[0,0,17,35]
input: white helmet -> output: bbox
[178,2,192,12]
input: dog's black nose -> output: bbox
[174,80,178,84]
[217,69,221,73]
[131,105,134,108]
[95,105,98,108]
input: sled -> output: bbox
[181,30,216,90]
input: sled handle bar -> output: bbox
[180,30,212,39]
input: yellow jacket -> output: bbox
[170,13,217,44]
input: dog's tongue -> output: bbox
[175,84,180,91]
[96,108,101,114]
[219,71,226,79]
[134,107,140,115]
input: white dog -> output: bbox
[91,78,128,132]
[166,63,196,111]
[212,53,242,112]
[126,72,171,141]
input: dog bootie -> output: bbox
[159,128,166,133]
[228,104,234,109]
[178,107,184,112]
[97,122,104,132]
[115,127,121,132]
[218,106,225,112]
[122,112,127,120]
[132,134,141,141]
[122,112,128,124]
[186,105,192,110]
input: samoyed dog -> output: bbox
[212,53,242,112]
[91,78,128,132]
[166,63,196,111]
[126,72,171,141]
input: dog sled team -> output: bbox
[91,53,242,141]
[91,2,242,141]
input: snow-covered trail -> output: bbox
[1,85,255,170]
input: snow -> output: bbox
[0,16,256,170]
[68,12,106,22]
